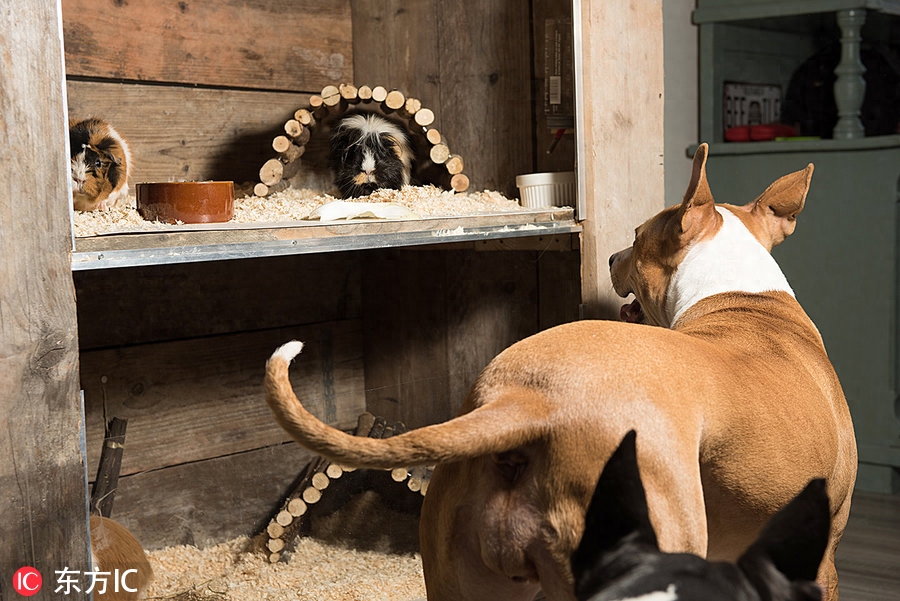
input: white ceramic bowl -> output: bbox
[515,171,575,208]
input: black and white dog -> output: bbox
[571,431,830,601]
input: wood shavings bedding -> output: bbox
[72,185,526,238]
[143,535,425,601]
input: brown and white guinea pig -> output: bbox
[89,515,153,600]
[69,117,132,211]
[329,111,413,198]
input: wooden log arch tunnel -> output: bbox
[255,412,433,564]
[255,83,470,198]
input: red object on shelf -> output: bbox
[725,123,798,142]
[724,125,751,142]
[750,123,797,140]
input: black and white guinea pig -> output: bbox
[69,117,132,211]
[329,112,413,198]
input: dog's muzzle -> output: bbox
[609,249,645,324]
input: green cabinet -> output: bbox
[693,1,900,493]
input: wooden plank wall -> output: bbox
[80,322,365,479]
[577,1,665,319]
[79,319,364,549]
[351,0,552,198]
[74,253,366,549]
[62,0,351,91]
[61,0,360,548]
[63,0,576,200]
[362,242,580,428]
[62,0,352,186]
[0,0,91,592]
[73,242,579,549]
[63,0,582,549]
[73,243,578,549]
[66,81,313,186]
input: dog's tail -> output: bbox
[265,340,551,468]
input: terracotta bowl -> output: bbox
[136,181,235,224]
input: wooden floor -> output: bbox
[834,489,900,600]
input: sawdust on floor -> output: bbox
[72,184,526,238]
[143,535,425,601]
[143,489,426,601]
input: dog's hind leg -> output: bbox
[420,461,543,601]
[818,488,852,601]
[638,430,709,557]
[817,550,839,601]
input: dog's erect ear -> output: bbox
[571,430,659,595]
[675,143,719,240]
[738,478,830,598]
[745,163,814,250]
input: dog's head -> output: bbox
[571,431,830,601]
[609,144,814,327]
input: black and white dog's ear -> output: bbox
[738,478,830,600]
[571,430,659,592]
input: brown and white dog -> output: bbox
[264,143,857,601]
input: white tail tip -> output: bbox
[271,340,305,363]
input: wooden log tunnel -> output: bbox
[257,412,432,563]
[255,83,470,197]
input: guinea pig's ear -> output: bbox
[96,147,122,166]
[331,124,354,146]
[330,128,355,160]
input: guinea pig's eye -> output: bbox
[93,159,104,169]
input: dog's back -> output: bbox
[572,431,828,601]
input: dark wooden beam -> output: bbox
[0,0,89,596]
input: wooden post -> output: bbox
[371,85,388,103]
[414,107,435,127]
[832,9,867,140]
[259,158,285,186]
[576,0,665,319]
[401,97,422,118]
[445,155,464,175]
[90,417,129,518]
[0,0,91,594]
[294,108,316,127]
[383,89,406,111]
[429,143,451,165]
[339,82,359,102]
[357,84,373,101]
[272,135,304,162]
[449,173,470,192]
[284,119,304,138]
[321,84,341,107]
